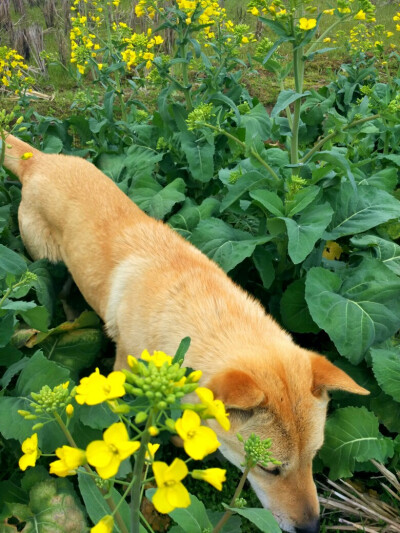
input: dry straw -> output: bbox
[319,462,400,532]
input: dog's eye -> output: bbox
[258,465,281,476]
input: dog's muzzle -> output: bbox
[295,517,320,533]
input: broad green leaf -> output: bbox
[29,260,55,316]
[78,472,132,533]
[190,218,272,272]
[305,260,400,363]
[311,150,355,187]
[77,403,118,430]
[240,103,272,142]
[319,407,394,479]
[180,133,215,183]
[0,310,16,347]
[15,350,71,396]
[1,300,36,312]
[40,328,103,377]
[371,392,400,433]
[371,347,400,402]
[20,306,49,331]
[357,168,397,192]
[220,172,271,213]
[42,135,63,154]
[0,245,27,277]
[131,177,185,220]
[0,356,29,390]
[271,90,310,118]
[324,183,400,239]
[207,511,242,533]
[96,153,126,181]
[168,198,219,235]
[169,493,212,533]
[121,144,163,190]
[280,279,319,334]
[286,186,320,217]
[253,247,275,289]
[281,203,333,264]
[250,190,284,217]
[227,507,281,533]
[350,234,400,276]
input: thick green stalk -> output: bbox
[212,465,252,533]
[131,414,153,533]
[290,45,304,175]
[180,37,193,111]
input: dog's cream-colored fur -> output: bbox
[4,134,368,532]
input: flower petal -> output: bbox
[95,454,121,479]
[166,482,191,509]
[86,441,112,468]
[103,422,129,445]
[152,486,174,514]
[166,458,188,482]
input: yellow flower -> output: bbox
[66,404,74,417]
[322,241,343,261]
[98,63,104,70]
[149,426,159,437]
[140,349,173,367]
[393,12,400,21]
[49,446,86,477]
[77,64,85,75]
[188,370,202,382]
[154,35,164,45]
[21,152,33,160]
[86,422,140,479]
[323,37,331,42]
[75,368,126,405]
[396,24,400,31]
[386,31,394,37]
[338,7,351,13]
[298,17,317,30]
[323,8,334,14]
[241,36,249,43]
[19,433,39,471]
[91,515,114,533]
[354,10,366,19]
[250,6,259,15]
[175,410,220,460]
[152,459,190,513]
[192,468,227,490]
[196,387,230,431]
[145,443,160,461]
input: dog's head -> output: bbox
[206,348,369,533]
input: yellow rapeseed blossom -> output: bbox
[175,409,220,460]
[196,387,230,431]
[323,8,335,14]
[21,152,33,160]
[152,458,191,513]
[19,433,39,471]
[354,9,366,19]
[49,446,86,477]
[75,368,126,405]
[145,443,160,461]
[91,515,114,533]
[298,17,317,30]
[192,468,227,490]
[141,349,173,367]
[86,422,140,479]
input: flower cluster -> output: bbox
[70,12,101,75]
[238,432,281,469]
[0,46,34,94]
[121,30,164,71]
[18,349,230,526]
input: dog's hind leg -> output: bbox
[18,197,63,263]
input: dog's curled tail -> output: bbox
[2,133,41,183]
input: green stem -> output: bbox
[53,412,129,533]
[300,113,381,164]
[305,16,350,57]
[204,123,281,182]
[212,465,252,533]
[180,31,193,111]
[131,413,153,533]
[290,45,304,175]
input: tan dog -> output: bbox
[4,134,368,533]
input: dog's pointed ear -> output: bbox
[311,354,369,396]
[207,369,265,409]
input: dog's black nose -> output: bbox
[295,518,320,533]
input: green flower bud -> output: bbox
[135,411,148,424]
[32,423,44,431]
